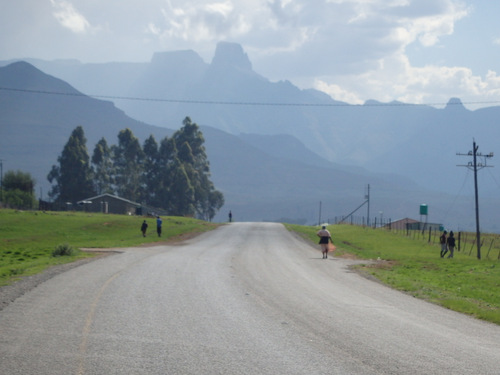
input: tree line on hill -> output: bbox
[0,170,37,209]
[46,117,224,220]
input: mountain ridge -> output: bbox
[1,46,500,231]
[4,42,494,193]
[0,60,444,228]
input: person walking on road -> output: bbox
[440,230,448,258]
[141,220,148,237]
[446,231,456,258]
[317,225,332,259]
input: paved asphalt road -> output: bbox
[1,222,499,374]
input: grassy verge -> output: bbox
[285,223,500,325]
[0,209,219,287]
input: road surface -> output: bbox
[1,222,499,374]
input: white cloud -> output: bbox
[50,0,91,34]
[149,1,259,42]
[2,0,498,108]
[314,52,500,109]
[406,3,469,47]
[314,80,363,104]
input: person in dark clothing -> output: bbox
[141,220,148,237]
[440,230,448,258]
[156,216,162,237]
[446,231,456,258]
[228,210,232,222]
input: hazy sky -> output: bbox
[1,0,500,108]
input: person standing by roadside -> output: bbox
[317,225,332,259]
[440,230,448,258]
[141,220,148,237]
[228,211,233,222]
[156,216,162,237]
[446,231,456,258]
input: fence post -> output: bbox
[469,239,475,256]
[486,239,494,259]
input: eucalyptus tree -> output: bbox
[155,136,177,210]
[112,128,144,202]
[174,117,224,220]
[142,135,160,206]
[91,137,114,195]
[168,156,196,216]
[47,126,95,203]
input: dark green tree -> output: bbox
[174,117,208,171]
[2,170,36,209]
[47,126,95,203]
[168,157,195,216]
[142,135,160,206]
[173,117,224,220]
[112,128,144,202]
[91,137,114,195]
[204,190,225,221]
[155,136,177,210]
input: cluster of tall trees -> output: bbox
[47,117,224,220]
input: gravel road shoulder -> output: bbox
[0,231,205,312]
[0,252,115,312]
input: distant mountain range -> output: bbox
[1,43,499,232]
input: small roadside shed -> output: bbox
[77,194,141,215]
[388,218,443,231]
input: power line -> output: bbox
[1,86,500,108]
[441,168,471,224]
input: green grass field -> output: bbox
[0,209,219,286]
[285,223,500,325]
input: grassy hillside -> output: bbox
[0,209,219,286]
[286,223,500,325]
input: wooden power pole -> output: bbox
[457,140,494,259]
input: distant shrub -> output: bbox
[52,243,78,257]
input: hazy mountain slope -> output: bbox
[5,42,499,195]
[201,126,428,224]
[0,61,421,226]
[364,99,500,192]
[1,61,499,231]
[0,62,173,195]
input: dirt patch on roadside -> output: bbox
[0,229,211,312]
[0,253,111,312]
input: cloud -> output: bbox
[2,0,497,109]
[314,80,363,104]
[149,1,251,42]
[244,0,484,107]
[102,0,491,108]
[402,1,469,47]
[314,53,500,109]
[50,0,91,34]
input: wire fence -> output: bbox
[329,215,500,261]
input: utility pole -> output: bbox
[0,159,3,203]
[457,140,494,259]
[339,185,371,225]
[366,184,370,226]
